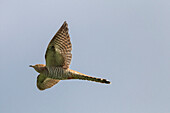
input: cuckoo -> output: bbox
[30,21,111,90]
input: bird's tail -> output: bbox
[68,69,111,84]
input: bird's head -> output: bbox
[29,64,46,73]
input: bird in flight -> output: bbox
[30,21,111,90]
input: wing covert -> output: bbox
[45,21,72,68]
[37,74,60,90]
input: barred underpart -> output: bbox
[43,67,110,84]
[45,66,70,79]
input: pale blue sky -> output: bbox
[0,0,170,113]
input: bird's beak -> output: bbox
[29,65,33,67]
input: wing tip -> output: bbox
[63,21,68,25]
[60,21,68,31]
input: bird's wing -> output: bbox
[37,74,60,90]
[45,21,72,68]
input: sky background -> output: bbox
[0,0,170,113]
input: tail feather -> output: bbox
[68,69,111,84]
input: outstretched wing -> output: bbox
[37,74,60,90]
[45,21,72,68]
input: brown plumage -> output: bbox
[30,21,111,90]
[45,21,72,69]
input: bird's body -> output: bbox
[30,21,110,90]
